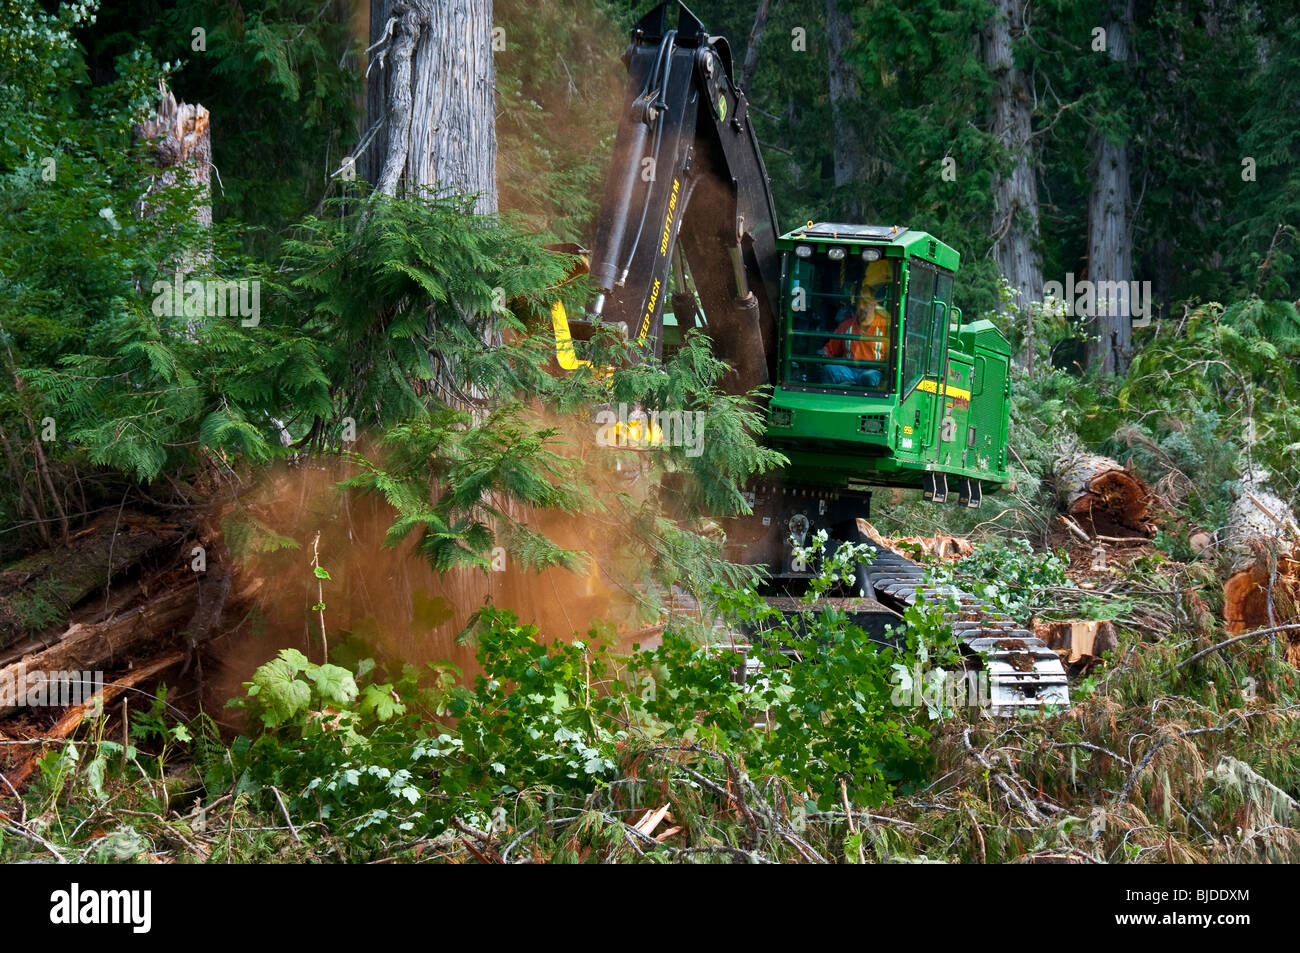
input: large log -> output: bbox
[0,580,198,718]
[0,516,182,652]
[1223,487,1300,570]
[1,651,186,791]
[1055,451,1153,537]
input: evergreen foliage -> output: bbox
[5,0,1300,867]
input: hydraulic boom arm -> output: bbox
[587,0,782,394]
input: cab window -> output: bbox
[901,264,934,394]
[928,269,954,376]
[782,248,898,394]
[901,262,955,392]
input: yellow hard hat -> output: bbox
[856,260,891,309]
[863,259,892,288]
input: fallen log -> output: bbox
[1223,487,1299,570]
[1,651,186,791]
[1222,557,1300,665]
[1055,451,1154,537]
[0,514,182,651]
[0,580,198,718]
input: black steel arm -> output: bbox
[586,0,783,395]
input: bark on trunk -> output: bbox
[983,0,1043,369]
[1085,5,1135,374]
[825,0,865,221]
[364,0,500,405]
[0,582,198,718]
[0,516,181,651]
[365,0,497,213]
[1055,450,1153,537]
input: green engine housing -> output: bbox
[764,223,1011,502]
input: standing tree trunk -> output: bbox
[1085,2,1135,374]
[133,85,214,343]
[133,85,212,232]
[358,0,502,657]
[364,0,497,213]
[739,0,772,95]
[982,0,1043,370]
[362,0,500,379]
[825,0,865,221]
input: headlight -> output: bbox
[862,247,882,261]
[827,247,846,261]
[795,245,812,259]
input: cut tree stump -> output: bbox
[1221,485,1300,665]
[1055,451,1154,537]
[1032,619,1119,673]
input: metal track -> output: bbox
[682,546,1071,715]
[856,547,1070,713]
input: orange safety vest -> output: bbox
[823,309,890,362]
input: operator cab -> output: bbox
[777,223,958,399]
[766,222,1012,499]
[785,244,899,394]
